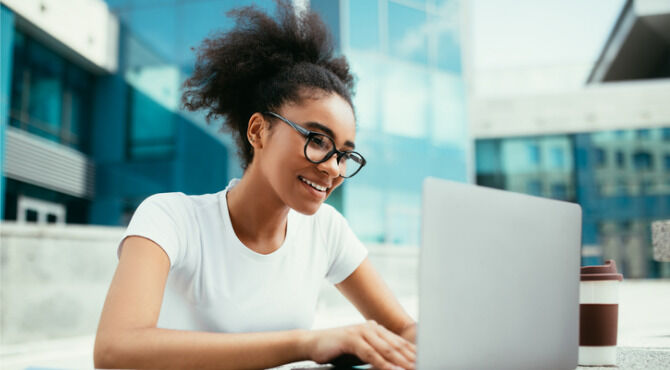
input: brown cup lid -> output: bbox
[580,259,623,281]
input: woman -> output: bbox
[94,1,416,369]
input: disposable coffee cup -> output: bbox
[579,260,623,367]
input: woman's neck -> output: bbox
[225,169,290,255]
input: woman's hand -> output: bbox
[303,320,416,370]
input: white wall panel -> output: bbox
[0,0,118,73]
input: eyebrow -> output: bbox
[304,121,356,149]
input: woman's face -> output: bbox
[257,92,356,215]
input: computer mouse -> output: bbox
[328,353,367,368]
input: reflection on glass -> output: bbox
[632,151,653,170]
[636,128,651,139]
[476,128,670,278]
[550,147,565,168]
[388,2,428,64]
[348,52,382,131]
[382,61,429,138]
[527,143,540,165]
[595,148,606,167]
[431,73,466,145]
[616,151,625,168]
[9,30,92,151]
[128,88,176,159]
[349,0,379,51]
[526,180,542,196]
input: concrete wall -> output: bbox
[0,222,420,345]
[0,223,122,344]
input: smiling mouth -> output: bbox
[299,176,329,192]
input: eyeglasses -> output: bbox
[263,111,366,178]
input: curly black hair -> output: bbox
[181,0,356,170]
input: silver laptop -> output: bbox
[418,178,581,369]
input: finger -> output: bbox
[375,324,417,362]
[379,324,417,350]
[363,321,416,366]
[362,328,415,370]
[353,338,398,370]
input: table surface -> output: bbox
[276,346,670,370]
[2,280,669,370]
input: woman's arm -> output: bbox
[336,258,417,342]
[95,237,414,370]
[94,236,311,369]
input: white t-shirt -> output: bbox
[118,179,368,333]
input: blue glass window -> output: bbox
[476,139,501,173]
[526,180,542,196]
[10,30,92,152]
[641,179,655,194]
[551,183,568,200]
[388,3,428,64]
[616,151,625,168]
[9,31,26,115]
[632,151,653,170]
[127,87,176,159]
[349,0,379,51]
[527,144,540,165]
[27,40,64,140]
[595,148,606,167]
[550,147,565,168]
[636,129,651,139]
[663,128,670,141]
[476,128,670,278]
[382,62,429,137]
[615,178,628,196]
[436,13,462,73]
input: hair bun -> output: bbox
[182,0,354,169]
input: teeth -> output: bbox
[300,177,327,192]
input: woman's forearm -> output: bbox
[400,322,417,343]
[94,327,310,369]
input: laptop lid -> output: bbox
[418,178,581,369]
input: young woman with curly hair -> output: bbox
[94,1,416,369]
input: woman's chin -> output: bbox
[291,200,323,215]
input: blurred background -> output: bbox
[0,0,669,368]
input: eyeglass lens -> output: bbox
[306,134,363,177]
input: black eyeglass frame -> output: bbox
[263,111,366,178]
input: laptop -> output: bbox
[418,178,581,369]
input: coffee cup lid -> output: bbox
[580,259,623,281]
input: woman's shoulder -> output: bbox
[141,190,223,210]
[132,192,212,223]
[140,192,190,210]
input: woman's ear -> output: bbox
[246,113,267,150]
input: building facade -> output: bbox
[0,0,235,226]
[0,0,469,246]
[472,0,670,278]
[313,0,469,245]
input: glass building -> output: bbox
[0,0,469,247]
[473,1,670,278]
[314,0,469,245]
[476,129,670,278]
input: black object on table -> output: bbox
[328,354,367,368]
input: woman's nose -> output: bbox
[317,154,340,178]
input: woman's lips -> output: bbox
[298,176,328,200]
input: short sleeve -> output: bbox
[118,193,188,269]
[321,205,368,284]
